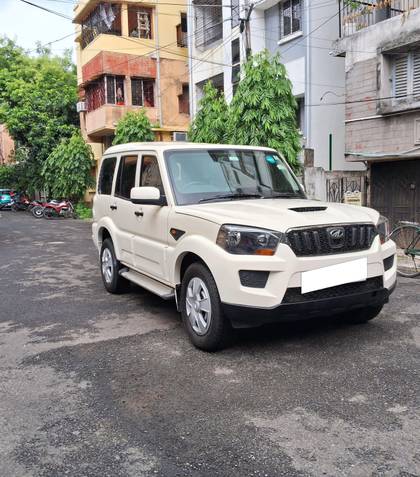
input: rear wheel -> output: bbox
[389,225,420,278]
[31,206,44,218]
[180,262,231,351]
[343,305,383,324]
[100,238,130,293]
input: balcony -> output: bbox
[338,0,420,37]
[85,105,158,137]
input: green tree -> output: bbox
[228,51,301,171]
[41,133,94,201]
[112,109,154,145]
[188,81,229,143]
[0,37,78,192]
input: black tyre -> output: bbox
[100,238,130,294]
[180,262,231,351]
[31,206,44,218]
[343,305,383,325]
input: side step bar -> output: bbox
[119,269,175,300]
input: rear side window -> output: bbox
[140,155,164,195]
[115,155,138,199]
[98,157,116,195]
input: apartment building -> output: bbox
[188,0,362,192]
[0,124,14,165]
[335,1,420,225]
[73,0,190,172]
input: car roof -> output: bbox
[103,142,277,156]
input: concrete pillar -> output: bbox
[121,3,129,37]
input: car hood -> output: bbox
[175,199,380,231]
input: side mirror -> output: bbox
[130,186,167,206]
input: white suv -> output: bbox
[92,143,397,350]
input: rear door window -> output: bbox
[115,155,138,199]
[98,157,117,195]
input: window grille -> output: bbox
[128,7,153,39]
[81,3,121,49]
[194,0,223,48]
[131,78,155,107]
[280,0,301,39]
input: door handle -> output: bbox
[134,211,144,217]
[110,205,117,210]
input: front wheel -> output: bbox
[180,263,231,351]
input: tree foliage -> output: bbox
[188,82,229,143]
[228,51,301,171]
[112,109,154,145]
[0,37,78,191]
[41,133,94,201]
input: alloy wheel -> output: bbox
[101,248,113,284]
[185,277,212,335]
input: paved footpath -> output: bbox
[0,212,419,477]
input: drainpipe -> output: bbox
[305,1,312,159]
[155,0,163,128]
[188,4,194,117]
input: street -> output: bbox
[0,213,419,477]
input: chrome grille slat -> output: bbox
[286,224,377,256]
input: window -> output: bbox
[178,84,189,114]
[128,7,153,39]
[194,0,223,48]
[131,78,155,107]
[231,0,240,28]
[140,156,164,195]
[177,13,188,47]
[393,52,420,99]
[81,3,121,49]
[280,0,301,39]
[115,156,138,199]
[231,39,240,94]
[105,75,125,105]
[98,157,117,195]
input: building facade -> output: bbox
[0,124,14,165]
[74,0,190,180]
[188,0,362,193]
[335,1,420,225]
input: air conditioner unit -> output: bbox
[77,101,87,113]
[173,131,187,142]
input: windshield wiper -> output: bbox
[199,193,263,203]
[268,192,303,198]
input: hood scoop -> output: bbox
[288,206,327,212]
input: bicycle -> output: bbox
[388,221,420,278]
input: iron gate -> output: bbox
[370,159,420,228]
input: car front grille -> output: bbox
[282,277,383,304]
[286,223,377,256]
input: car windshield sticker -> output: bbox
[265,155,277,165]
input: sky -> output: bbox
[0,0,76,57]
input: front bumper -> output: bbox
[223,277,396,328]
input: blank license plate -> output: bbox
[301,258,368,294]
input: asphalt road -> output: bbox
[0,212,419,477]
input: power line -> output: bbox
[17,0,73,20]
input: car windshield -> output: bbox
[164,149,304,205]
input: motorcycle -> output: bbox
[42,200,76,219]
[11,194,30,212]
[30,199,60,218]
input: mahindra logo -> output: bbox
[327,227,345,248]
[329,228,344,240]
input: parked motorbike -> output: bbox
[42,200,76,219]
[30,199,61,218]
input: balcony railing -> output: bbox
[339,0,420,37]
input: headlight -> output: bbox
[376,215,390,243]
[216,224,287,255]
